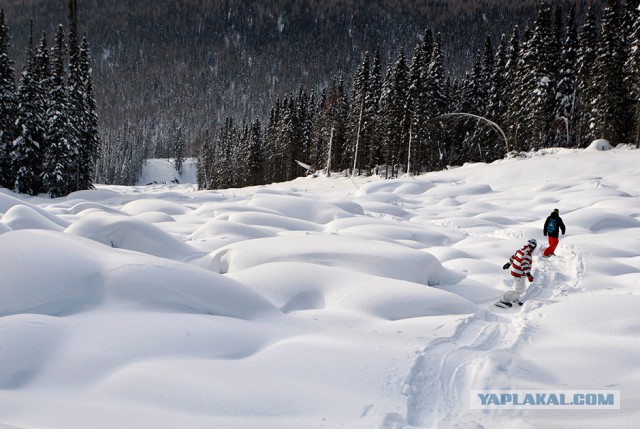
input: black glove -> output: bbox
[503,263,510,270]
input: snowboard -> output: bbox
[494,300,523,309]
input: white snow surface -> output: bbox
[1,147,640,428]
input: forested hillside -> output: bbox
[0,0,615,188]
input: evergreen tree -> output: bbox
[366,47,383,171]
[528,1,555,149]
[626,5,640,146]
[263,101,280,183]
[575,5,599,147]
[488,34,507,121]
[77,35,100,190]
[548,3,564,88]
[406,45,424,175]
[460,53,486,116]
[248,119,264,184]
[234,122,251,187]
[42,25,72,198]
[347,53,370,175]
[420,28,434,79]
[556,5,578,147]
[378,48,408,178]
[424,32,449,171]
[0,10,17,189]
[427,33,448,120]
[503,25,521,150]
[197,128,214,189]
[487,33,509,155]
[173,124,185,176]
[13,32,50,195]
[481,36,494,101]
[591,0,629,144]
[67,0,83,191]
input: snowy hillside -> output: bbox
[0,145,639,429]
[136,158,198,186]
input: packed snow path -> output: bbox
[400,246,585,428]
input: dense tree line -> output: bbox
[0,1,99,197]
[199,0,640,190]
[3,0,601,185]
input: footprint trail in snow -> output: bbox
[397,246,585,428]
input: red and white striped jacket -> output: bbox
[509,245,533,277]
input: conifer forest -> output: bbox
[1,0,640,194]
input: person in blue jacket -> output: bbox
[543,208,566,257]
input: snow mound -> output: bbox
[0,229,277,319]
[205,234,462,286]
[1,204,66,231]
[65,212,202,260]
[121,198,194,216]
[249,192,364,224]
[228,262,476,319]
[586,139,613,151]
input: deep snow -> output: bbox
[1,145,639,429]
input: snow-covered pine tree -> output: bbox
[420,28,433,80]
[248,118,264,184]
[300,88,314,175]
[77,35,100,190]
[503,25,522,150]
[556,5,578,147]
[622,0,640,143]
[406,45,424,175]
[0,10,18,189]
[275,94,298,181]
[378,47,408,178]
[13,32,50,195]
[333,77,349,172]
[488,34,508,123]
[262,102,280,184]
[42,25,72,198]
[66,0,83,192]
[546,3,570,147]
[625,3,640,146]
[481,36,494,103]
[424,32,449,171]
[196,128,213,189]
[460,53,486,117]
[427,33,448,124]
[281,95,297,181]
[457,52,491,163]
[366,47,383,171]
[590,0,629,145]
[234,122,251,187]
[527,0,556,150]
[575,4,599,147]
[347,53,370,176]
[173,124,185,176]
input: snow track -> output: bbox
[396,246,585,428]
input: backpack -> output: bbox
[546,217,558,234]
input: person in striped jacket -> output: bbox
[497,239,537,308]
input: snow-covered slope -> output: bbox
[0,146,639,428]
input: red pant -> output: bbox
[544,236,559,256]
